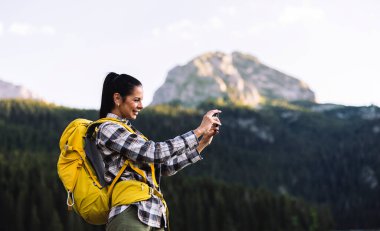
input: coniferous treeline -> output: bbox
[1,99,379,229]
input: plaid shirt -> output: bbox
[96,113,202,228]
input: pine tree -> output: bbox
[47,210,64,231]
[30,204,41,231]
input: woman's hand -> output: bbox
[194,109,221,138]
[202,126,219,145]
[196,119,220,153]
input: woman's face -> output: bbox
[118,85,144,120]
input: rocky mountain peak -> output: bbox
[0,79,40,100]
[151,51,315,107]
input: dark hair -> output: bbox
[99,72,142,118]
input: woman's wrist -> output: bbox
[196,142,206,153]
[193,127,205,138]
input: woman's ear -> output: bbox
[113,93,122,107]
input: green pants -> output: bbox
[106,206,165,231]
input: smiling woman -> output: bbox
[96,72,221,231]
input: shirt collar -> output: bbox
[106,113,131,125]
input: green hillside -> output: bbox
[2,99,379,230]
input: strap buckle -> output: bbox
[66,190,75,209]
[149,187,153,196]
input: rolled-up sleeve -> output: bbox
[96,122,199,164]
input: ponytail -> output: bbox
[99,72,142,118]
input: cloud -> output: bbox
[278,6,326,25]
[206,17,224,30]
[153,17,225,41]
[165,19,197,40]
[9,22,56,36]
[152,27,161,37]
[166,20,196,33]
[10,22,35,36]
[152,19,197,40]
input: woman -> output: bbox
[96,72,221,231]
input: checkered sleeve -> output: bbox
[161,148,202,176]
[97,122,199,164]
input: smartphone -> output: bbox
[212,113,219,127]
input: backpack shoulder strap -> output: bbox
[107,160,129,196]
[91,117,159,190]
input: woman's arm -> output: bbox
[161,126,219,176]
[97,122,199,164]
[96,109,221,164]
[160,148,201,176]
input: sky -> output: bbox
[0,0,379,109]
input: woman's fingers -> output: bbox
[206,109,222,118]
[205,126,220,137]
[194,109,222,138]
[206,109,222,126]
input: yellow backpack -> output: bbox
[57,118,164,225]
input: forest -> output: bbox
[1,99,379,230]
